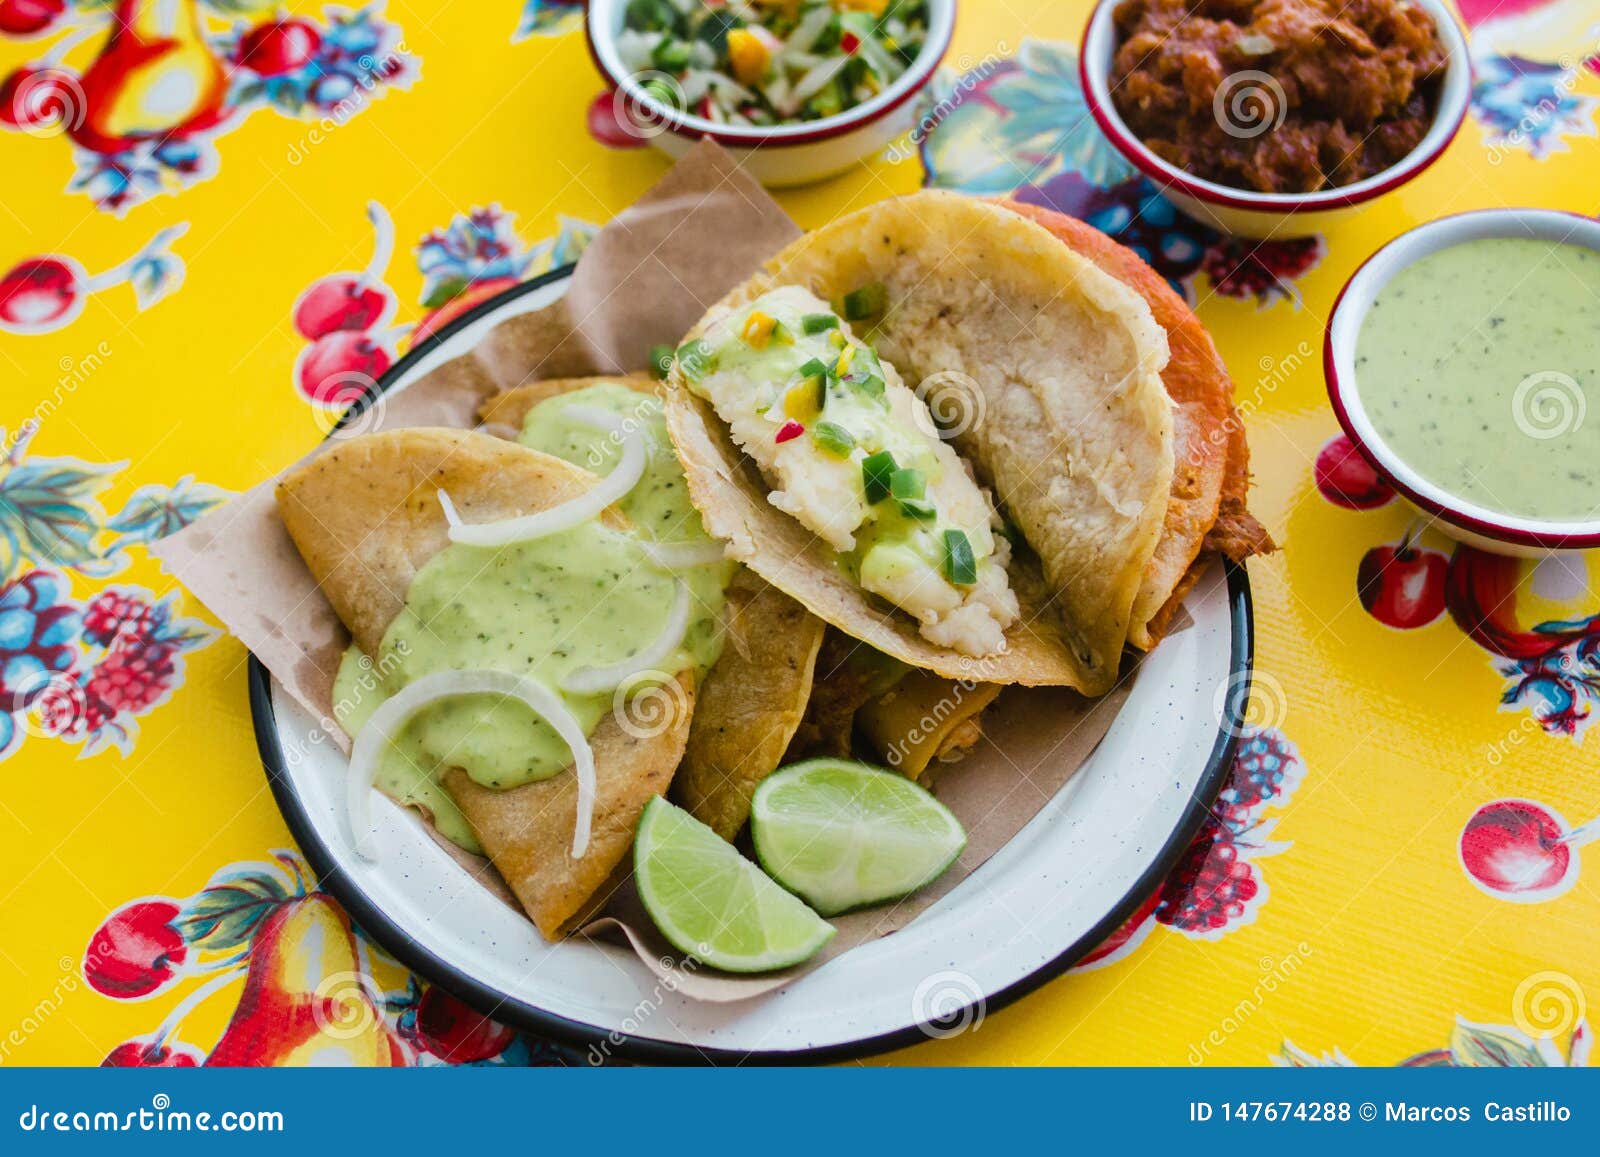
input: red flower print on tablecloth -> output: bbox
[1314,433,1600,740]
[289,202,596,426]
[0,1,417,214]
[1076,726,1305,970]
[0,224,186,336]
[86,850,582,1067]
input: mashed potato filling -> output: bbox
[681,285,1018,658]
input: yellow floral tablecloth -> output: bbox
[2,0,1598,1067]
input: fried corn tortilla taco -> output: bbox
[995,200,1274,648]
[481,375,827,842]
[278,427,708,939]
[666,191,1176,697]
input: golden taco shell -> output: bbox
[994,200,1273,648]
[670,567,826,839]
[666,191,1173,695]
[855,670,1003,782]
[276,427,693,940]
[480,377,828,841]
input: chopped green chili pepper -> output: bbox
[942,529,977,585]
[675,338,715,383]
[889,468,925,500]
[647,343,674,380]
[862,450,898,505]
[813,421,856,457]
[798,356,831,380]
[802,312,839,335]
[842,282,887,321]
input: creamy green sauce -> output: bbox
[334,383,731,852]
[1355,238,1600,521]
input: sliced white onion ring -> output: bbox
[560,579,691,696]
[637,539,727,570]
[438,408,646,546]
[348,668,597,862]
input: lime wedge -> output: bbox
[634,797,834,972]
[751,758,967,917]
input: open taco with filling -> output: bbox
[666,191,1269,707]
[664,191,1270,777]
[666,191,1180,697]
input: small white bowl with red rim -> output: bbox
[585,0,955,187]
[1325,208,1600,558]
[1078,0,1471,239]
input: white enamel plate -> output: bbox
[251,268,1254,1063]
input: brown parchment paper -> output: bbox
[154,141,1150,1005]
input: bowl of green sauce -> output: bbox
[1326,208,1600,556]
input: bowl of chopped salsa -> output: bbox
[586,0,954,187]
[1079,0,1470,238]
[1326,209,1600,555]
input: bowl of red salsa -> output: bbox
[1079,0,1471,238]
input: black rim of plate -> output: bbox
[250,265,1256,1066]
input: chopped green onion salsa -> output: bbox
[616,1,931,128]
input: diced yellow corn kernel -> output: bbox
[726,29,771,87]
[835,0,889,15]
[835,344,856,376]
[783,380,818,419]
[829,330,847,349]
[741,310,777,348]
